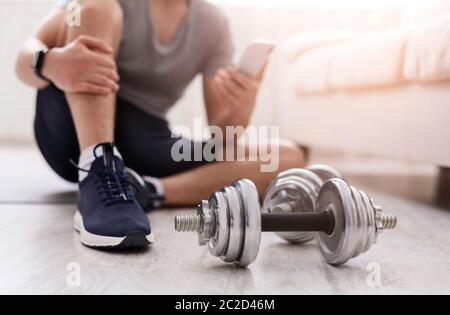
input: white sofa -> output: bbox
[278,82,450,167]
[276,15,450,168]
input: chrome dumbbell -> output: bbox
[262,164,342,243]
[174,178,397,267]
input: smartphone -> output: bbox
[238,40,276,77]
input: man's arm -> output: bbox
[15,8,119,94]
[15,9,66,88]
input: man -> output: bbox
[15,0,305,249]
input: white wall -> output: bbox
[0,0,441,141]
[0,0,54,140]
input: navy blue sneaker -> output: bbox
[73,143,154,248]
[125,168,165,211]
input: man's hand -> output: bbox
[42,35,119,95]
[212,66,265,109]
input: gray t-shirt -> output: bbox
[58,0,234,119]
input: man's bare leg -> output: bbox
[49,1,153,248]
[64,0,123,151]
[162,142,306,206]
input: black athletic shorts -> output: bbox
[34,84,212,183]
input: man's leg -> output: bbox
[162,142,306,206]
[34,0,123,183]
[64,0,123,151]
[52,1,152,248]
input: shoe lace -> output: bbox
[71,147,139,207]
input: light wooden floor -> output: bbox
[0,146,449,295]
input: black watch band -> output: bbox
[32,47,51,83]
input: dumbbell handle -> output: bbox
[175,211,336,235]
[261,211,335,235]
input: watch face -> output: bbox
[32,48,48,69]
[32,51,39,69]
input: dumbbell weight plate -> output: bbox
[221,186,244,263]
[262,169,323,211]
[267,168,324,189]
[349,185,377,255]
[233,179,261,267]
[316,179,380,265]
[207,192,230,258]
[306,164,342,182]
[262,169,323,243]
[264,177,316,242]
[315,179,357,265]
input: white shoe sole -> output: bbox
[74,211,154,248]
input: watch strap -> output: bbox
[33,47,51,83]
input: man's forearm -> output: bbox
[15,38,51,89]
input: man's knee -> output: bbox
[77,0,123,30]
[239,140,305,173]
[65,0,123,50]
[278,141,306,169]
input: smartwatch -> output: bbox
[31,47,51,83]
